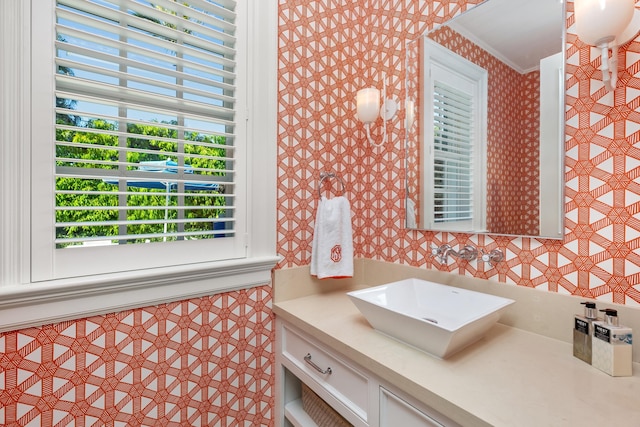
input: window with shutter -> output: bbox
[54,0,238,248]
[423,38,487,232]
[31,0,251,280]
[1,0,277,329]
[24,0,277,283]
[433,81,474,225]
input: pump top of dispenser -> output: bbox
[600,308,619,326]
[581,301,597,319]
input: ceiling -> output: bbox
[448,0,564,73]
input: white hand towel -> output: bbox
[310,196,354,279]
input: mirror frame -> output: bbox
[404,0,566,240]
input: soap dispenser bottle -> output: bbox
[573,301,598,364]
[592,309,633,377]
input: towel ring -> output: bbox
[317,172,346,198]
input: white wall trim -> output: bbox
[247,0,278,258]
[0,255,280,332]
[0,0,31,288]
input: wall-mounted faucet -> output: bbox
[430,244,504,265]
[431,244,478,263]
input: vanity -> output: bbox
[273,260,640,427]
[277,317,460,427]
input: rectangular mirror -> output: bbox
[405,0,565,239]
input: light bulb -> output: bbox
[356,88,380,123]
[574,0,634,46]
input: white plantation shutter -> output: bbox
[424,38,487,232]
[433,81,474,224]
[54,0,238,246]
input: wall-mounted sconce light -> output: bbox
[356,75,398,147]
[574,0,640,92]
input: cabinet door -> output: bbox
[380,387,445,427]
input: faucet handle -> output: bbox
[430,244,450,263]
[481,248,504,265]
[430,244,440,258]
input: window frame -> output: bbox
[422,38,488,232]
[0,0,278,332]
[50,0,243,257]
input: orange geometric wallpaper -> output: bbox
[519,69,542,236]
[276,0,640,306]
[0,286,275,426]
[1,1,640,426]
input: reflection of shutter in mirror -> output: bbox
[433,81,474,225]
[423,38,487,233]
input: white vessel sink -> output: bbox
[347,278,514,359]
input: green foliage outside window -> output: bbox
[55,115,228,245]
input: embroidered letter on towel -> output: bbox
[310,196,354,279]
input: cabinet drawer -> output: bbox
[380,386,459,427]
[281,324,369,422]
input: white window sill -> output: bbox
[0,255,280,332]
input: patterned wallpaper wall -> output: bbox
[2,1,640,426]
[0,286,275,426]
[276,0,640,306]
[519,70,542,236]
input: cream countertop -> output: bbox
[272,261,640,427]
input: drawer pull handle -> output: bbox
[304,353,332,375]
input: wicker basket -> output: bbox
[301,382,353,427]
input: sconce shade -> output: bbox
[406,99,415,129]
[574,0,634,46]
[616,9,640,46]
[357,88,380,123]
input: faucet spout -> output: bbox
[457,245,478,261]
[441,244,455,264]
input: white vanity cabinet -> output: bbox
[275,319,458,427]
